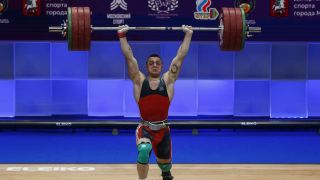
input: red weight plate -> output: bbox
[71,7,79,50]
[234,8,243,50]
[219,8,231,51]
[77,7,85,50]
[228,8,237,51]
[83,7,91,50]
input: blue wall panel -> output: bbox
[0,42,14,79]
[88,80,125,116]
[89,42,124,79]
[234,81,270,116]
[124,80,139,117]
[270,81,307,118]
[272,43,307,80]
[15,80,51,116]
[198,43,234,79]
[197,80,234,115]
[235,43,271,80]
[0,41,319,117]
[0,80,15,117]
[169,80,197,116]
[51,43,88,79]
[15,42,51,79]
[52,80,88,115]
[308,43,320,79]
[307,80,320,116]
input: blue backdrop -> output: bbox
[0,41,319,118]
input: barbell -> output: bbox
[49,7,261,51]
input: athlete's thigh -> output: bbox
[136,124,152,145]
[154,127,171,160]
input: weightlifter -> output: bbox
[118,24,193,180]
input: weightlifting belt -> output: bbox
[141,119,168,131]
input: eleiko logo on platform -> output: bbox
[6,167,96,172]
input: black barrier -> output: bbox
[1,120,320,129]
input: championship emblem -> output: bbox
[22,0,41,16]
[110,0,127,11]
[0,0,8,16]
[234,0,256,15]
[148,0,178,13]
[270,0,288,17]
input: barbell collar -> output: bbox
[247,26,261,33]
[49,26,63,32]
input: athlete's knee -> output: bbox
[137,143,152,164]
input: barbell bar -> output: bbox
[49,7,261,51]
[49,26,225,32]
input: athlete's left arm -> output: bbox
[164,25,193,84]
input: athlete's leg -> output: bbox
[137,163,149,180]
[136,125,153,179]
[157,157,173,180]
[137,138,152,179]
[155,128,173,180]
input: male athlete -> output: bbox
[118,24,193,180]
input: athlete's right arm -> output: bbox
[118,25,144,84]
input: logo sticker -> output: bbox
[22,0,41,16]
[147,0,179,19]
[148,0,178,13]
[110,0,127,11]
[0,0,8,16]
[270,0,288,17]
[107,0,131,25]
[194,0,219,20]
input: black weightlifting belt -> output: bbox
[140,119,169,131]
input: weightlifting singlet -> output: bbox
[138,78,170,122]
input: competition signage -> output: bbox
[0,0,320,41]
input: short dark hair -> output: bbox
[146,54,162,64]
[148,54,161,59]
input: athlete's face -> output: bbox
[147,57,163,78]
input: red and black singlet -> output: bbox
[138,78,170,122]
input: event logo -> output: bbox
[107,0,131,25]
[22,0,41,16]
[110,0,127,11]
[194,0,219,20]
[0,0,8,16]
[270,0,288,17]
[234,0,256,15]
[147,0,179,19]
[148,0,178,13]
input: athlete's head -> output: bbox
[146,54,163,78]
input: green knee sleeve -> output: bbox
[158,163,172,172]
[137,143,152,164]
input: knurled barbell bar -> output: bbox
[49,7,261,51]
